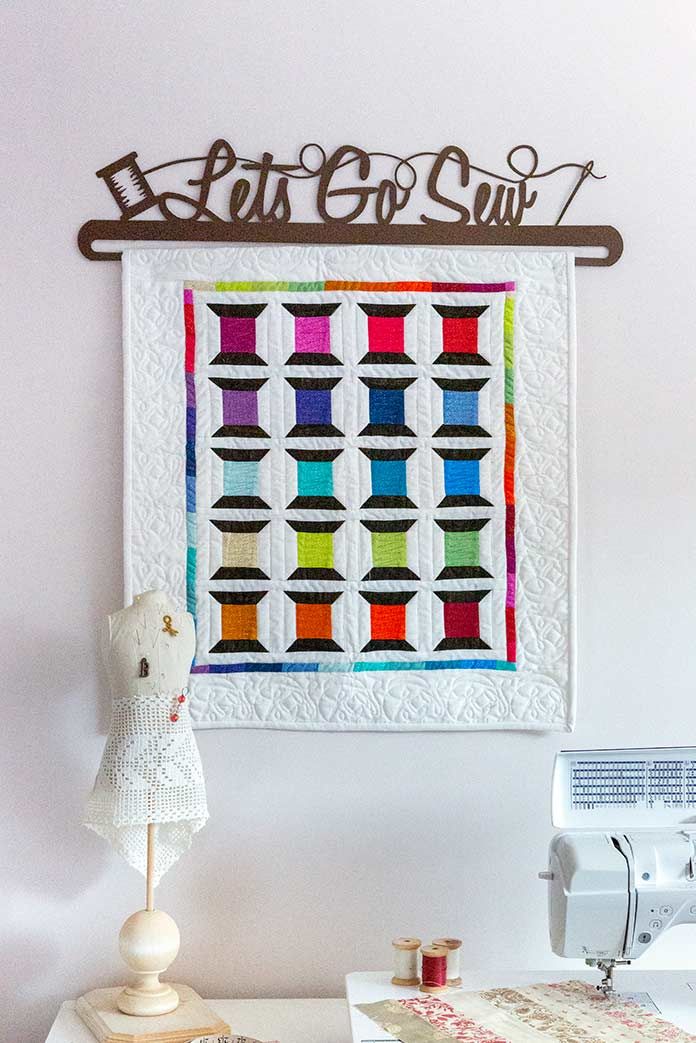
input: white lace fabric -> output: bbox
[85,689,208,884]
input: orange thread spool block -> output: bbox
[296,602,332,640]
[221,602,257,641]
[370,602,406,641]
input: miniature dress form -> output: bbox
[85,590,208,885]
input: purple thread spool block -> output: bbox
[223,389,258,426]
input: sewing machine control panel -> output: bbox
[626,830,696,955]
[552,747,696,829]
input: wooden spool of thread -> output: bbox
[419,944,449,994]
[391,937,421,986]
[432,937,462,987]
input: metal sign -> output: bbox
[78,139,623,266]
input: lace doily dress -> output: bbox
[84,604,208,885]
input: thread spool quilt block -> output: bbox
[124,246,575,731]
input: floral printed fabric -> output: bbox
[404,996,509,1043]
[356,981,696,1043]
[357,996,508,1043]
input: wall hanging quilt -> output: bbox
[124,246,576,731]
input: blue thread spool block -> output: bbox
[298,459,333,497]
[369,387,404,426]
[443,390,478,426]
[372,458,407,497]
[445,457,480,496]
[296,388,332,426]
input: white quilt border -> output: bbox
[123,246,576,732]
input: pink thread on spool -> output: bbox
[419,945,448,994]
[96,152,159,219]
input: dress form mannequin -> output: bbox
[85,589,208,1018]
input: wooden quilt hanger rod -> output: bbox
[78,219,623,266]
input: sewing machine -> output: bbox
[541,747,696,995]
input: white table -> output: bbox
[46,997,349,1043]
[45,971,696,1043]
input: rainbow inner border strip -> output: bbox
[184,280,516,674]
[503,295,516,662]
[184,288,197,613]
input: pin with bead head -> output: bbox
[169,687,188,722]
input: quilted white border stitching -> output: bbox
[124,246,575,732]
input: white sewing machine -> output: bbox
[541,747,696,995]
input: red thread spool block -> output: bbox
[442,316,478,355]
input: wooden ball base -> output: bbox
[76,983,230,1043]
[419,983,448,994]
[447,976,463,987]
[391,975,420,986]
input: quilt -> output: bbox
[124,246,575,730]
[356,981,696,1043]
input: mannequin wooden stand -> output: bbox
[116,824,181,1017]
[77,825,229,1043]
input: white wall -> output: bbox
[3,2,696,1039]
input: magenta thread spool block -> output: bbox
[283,303,341,364]
[207,304,267,365]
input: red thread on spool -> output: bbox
[419,945,448,994]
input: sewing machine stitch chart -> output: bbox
[124,245,575,731]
